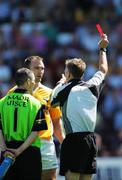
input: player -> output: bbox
[8,56,65,180]
[24,56,65,180]
[0,68,47,180]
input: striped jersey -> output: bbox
[51,71,105,135]
[33,84,61,140]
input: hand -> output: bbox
[57,74,66,84]
[4,148,21,158]
[3,149,16,162]
[98,34,109,48]
[3,149,15,158]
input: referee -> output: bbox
[0,68,47,180]
[51,34,109,180]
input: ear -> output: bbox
[68,72,73,79]
[65,72,71,82]
[26,78,30,86]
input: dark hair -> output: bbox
[24,56,43,69]
[15,68,34,86]
[65,58,86,78]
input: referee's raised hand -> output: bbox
[98,34,109,48]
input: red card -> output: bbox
[96,24,104,36]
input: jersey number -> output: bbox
[14,108,18,132]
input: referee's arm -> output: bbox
[98,34,109,75]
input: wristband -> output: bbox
[2,149,15,156]
[99,48,107,52]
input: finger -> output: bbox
[100,34,107,39]
[5,149,15,158]
[4,152,14,158]
[102,33,107,37]
[62,74,65,78]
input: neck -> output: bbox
[66,74,73,83]
[34,82,42,89]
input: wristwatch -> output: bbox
[99,48,107,52]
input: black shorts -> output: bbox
[4,142,42,180]
[59,132,97,176]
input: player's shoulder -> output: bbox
[8,86,17,93]
[0,96,6,102]
[7,86,17,94]
[34,84,52,96]
[40,84,52,92]
[0,95,8,107]
[26,94,42,109]
[27,94,40,103]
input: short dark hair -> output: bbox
[24,56,43,69]
[65,58,86,78]
[15,68,34,86]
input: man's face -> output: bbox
[30,59,45,83]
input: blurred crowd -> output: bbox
[0,0,122,157]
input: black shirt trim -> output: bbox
[14,88,28,94]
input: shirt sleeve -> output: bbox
[87,71,105,86]
[86,71,105,98]
[49,106,62,122]
[51,83,65,107]
[32,105,48,131]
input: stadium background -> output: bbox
[0,0,122,179]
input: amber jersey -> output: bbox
[8,85,61,140]
[33,84,61,140]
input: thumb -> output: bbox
[62,74,65,78]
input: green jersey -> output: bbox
[0,89,47,148]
